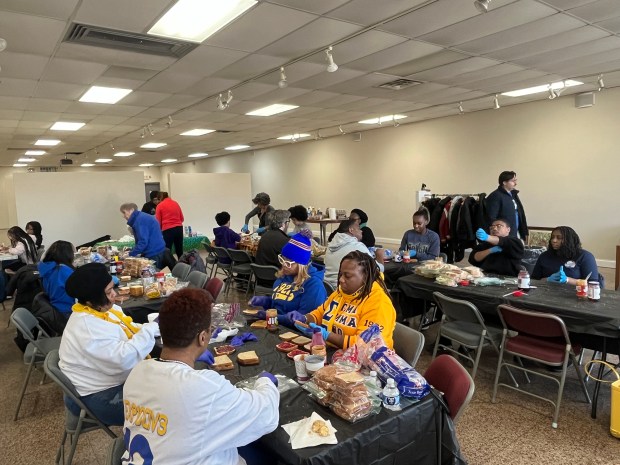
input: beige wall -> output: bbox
[160,88,620,263]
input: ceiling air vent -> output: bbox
[376,78,423,90]
[40,167,59,172]
[64,23,198,58]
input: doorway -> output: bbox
[144,182,160,203]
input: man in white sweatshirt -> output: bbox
[324,219,384,289]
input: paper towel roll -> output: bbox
[328,208,336,219]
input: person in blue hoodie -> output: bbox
[213,211,241,264]
[38,240,75,317]
[120,203,166,269]
[248,230,327,326]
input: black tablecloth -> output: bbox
[395,274,620,338]
[120,295,166,323]
[207,323,464,465]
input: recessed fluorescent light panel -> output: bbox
[277,133,311,140]
[13,163,27,167]
[140,142,167,149]
[81,163,95,167]
[225,145,250,150]
[95,158,112,163]
[246,104,298,116]
[188,153,208,158]
[18,158,35,162]
[148,0,257,43]
[25,150,45,155]
[358,115,407,124]
[50,122,85,131]
[501,80,583,97]
[79,85,132,104]
[35,139,61,146]
[180,129,215,136]
[161,158,177,163]
[114,152,135,157]
[139,163,154,167]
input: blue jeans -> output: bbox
[64,384,125,426]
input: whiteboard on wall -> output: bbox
[14,172,145,248]
[169,173,252,239]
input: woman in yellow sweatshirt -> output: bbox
[291,250,396,349]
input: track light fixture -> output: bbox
[493,94,500,110]
[597,74,604,91]
[338,125,346,135]
[548,85,558,100]
[141,127,146,139]
[278,67,288,89]
[474,0,491,13]
[166,115,173,128]
[217,90,233,110]
[458,102,464,115]
[392,116,400,127]
[147,124,155,136]
[325,46,338,73]
[110,143,115,151]
[0,37,6,52]
[315,130,324,140]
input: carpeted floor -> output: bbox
[2,282,620,465]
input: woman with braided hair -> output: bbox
[290,250,396,349]
[531,226,602,286]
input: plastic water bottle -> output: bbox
[368,371,382,389]
[188,225,192,236]
[382,378,401,411]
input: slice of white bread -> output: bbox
[250,320,268,329]
[279,331,298,341]
[292,335,311,346]
[212,355,234,371]
[237,351,260,366]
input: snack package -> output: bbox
[357,325,430,399]
[211,303,246,328]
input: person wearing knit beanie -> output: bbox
[65,262,114,309]
[248,230,327,326]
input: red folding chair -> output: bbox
[424,354,475,422]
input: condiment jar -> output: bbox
[576,279,588,299]
[155,272,165,288]
[587,281,600,302]
[266,309,278,331]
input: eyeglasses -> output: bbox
[278,254,295,268]
[490,224,506,229]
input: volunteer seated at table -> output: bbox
[243,192,274,235]
[249,230,327,325]
[324,219,384,289]
[1,226,38,272]
[213,211,241,264]
[38,240,75,318]
[25,220,43,250]
[328,208,376,248]
[288,204,311,235]
[59,263,159,426]
[255,210,291,287]
[123,288,279,465]
[469,219,524,277]
[398,208,440,260]
[291,250,395,349]
[531,226,602,286]
[120,203,166,269]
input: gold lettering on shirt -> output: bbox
[124,400,168,436]
[273,282,299,302]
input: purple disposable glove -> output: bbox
[255,310,266,320]
[197,348,214,365]
[249,295,272,308]
[258,371,278,387]
[211,327,222,340]
[287,311,306,326]
[230,332,258,347]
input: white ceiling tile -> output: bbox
[255,61,326,86]
[26,99,73,113]
[0,78,38,97]
[327,0,428,25]
[568,0,620,22]
[55,43,177,71]
[20,111,63,122]
[34,81,85,100]
[166,46,248,77]
[381,50,471,77]
[419,1,557,46]
[258,17,363,58]
[101,66,159,81]
[465,70,555,92]
[251,87,313,104]
[212,55,288,81]
[0,0,79,20]
[0,52,49,80]
[266,0,350,15]
[153,94,205,110]
[514,36,620,68]
[139,71,204,93]
[293,68,367,90]
[438,63,527,86]
[182,78,242,97]
[596,15,620,32]
[285,90,342,106]
[543,0,600,9]
[102,105,148,117]
[407,57,501,82]
[0,11,67,56]
[321,73,397,94]
[120,91,171,107]
[346,40,443,73]
[0,110,24,120]
[206,3,317,52]
[64,102,109,115]
[40,58,108,85]
[74,0,171,33]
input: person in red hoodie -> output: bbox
[155,191,184,258]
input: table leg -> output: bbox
[590,337,607,419]
[615,245,620,290]
[320,224,327,246]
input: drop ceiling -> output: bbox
[0,0,619,167]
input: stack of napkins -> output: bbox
[282,412,338,449]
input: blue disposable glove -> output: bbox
[211,327,222,340]
[197,348,214,365]
[409,249,417,258]
[258,371,278,387]
[476,228,489,242]
[230,332,258,347]
[547,266,568,283]
[256,227,266,234]
[249,295,272,308]
[294,321,314,337]
[112,275,120,286]
[255,309,266,320]
[241,224,249,233]
[309,323,329,341]
[288,311,306,326]
[489,246,503,254]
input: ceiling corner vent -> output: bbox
[376,78,423,90]
[64,23,198,58]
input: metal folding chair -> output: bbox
[187,270,208,289]
[202,242,218,278]
[211,246,233,285]
[393,322,425,368]
[425,354,475,422]
[249,264,279,296]
[226,248,253,297]
[171,262,191,281]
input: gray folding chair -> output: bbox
[105,438,126,465]
[226,248,253,297]
[171,262,191,281]
[11,307,62,421]
[44,350,117,465]
[393,322,425,368]
[202,242,218,278]
[250,264,279,296]
[211,246,233,284]
[323,280,335,295]
[187,270,208,289]
[432,291,516,384]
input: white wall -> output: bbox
[160,88,620,262]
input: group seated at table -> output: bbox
[324,219,384,289]
[249,231,327,326]
[399,208,440,261]
[531,226,602,286]
[123,288,279,465]
[254,210,291,285]
[292,250,396,349]
[469,218,524,277]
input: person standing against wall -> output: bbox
[485,171,528,242]
[155,192,184,259]
[141,191,160,215]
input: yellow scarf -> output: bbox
[72,303,141,340]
